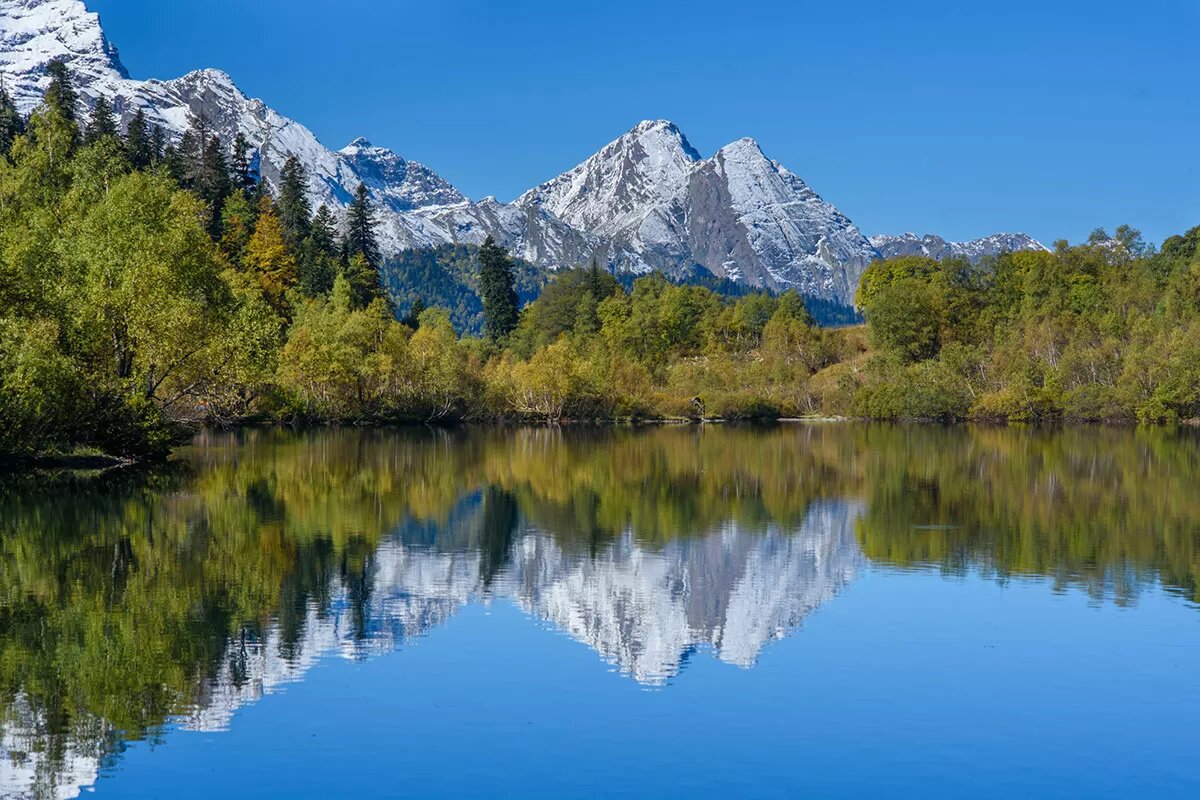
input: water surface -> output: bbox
[1,424,1198,798]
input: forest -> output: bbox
[2,63,1200,461]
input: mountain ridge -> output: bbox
[0,0,1046,304]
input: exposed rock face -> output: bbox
[0,0,1044,306]
[0,2,885,304]
[869,232,1048,263]
[518,121,880,300]
[686,137,876,299]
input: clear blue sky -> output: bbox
[89,0,1198,246]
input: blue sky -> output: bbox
[89,0,1198,246]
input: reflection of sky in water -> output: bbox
[87,565,1200,798]
[4,424,1200,798]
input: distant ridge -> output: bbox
[0,0,1042,303]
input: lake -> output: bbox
[1,424,1198,798]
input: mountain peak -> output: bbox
[718,136,766,157]
[342,136,375,151]
[870,232,1048,263]
[622,118,701,162]
[630,118,678,134]
[0,0,129,109]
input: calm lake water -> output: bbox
[1,424,1198,798]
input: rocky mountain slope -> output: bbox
[870,232,1048,262]
[517,120,879,299]
[0,0,1044,305]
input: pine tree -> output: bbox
[230,132,256,195]
[195,135,232,238]
[83,94,118,144]
[0,82,25,158]
[402,297,426,330]
[478,235,519,340]
[44,60,78,128]
[343,252,384,310]
[297,203,338,297]
[123,108,152,170]
[277,154,311,246]
[345,183,381,269]
[150,124,166,165]
[310,204,337,256]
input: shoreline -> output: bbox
[7,414,1198,476]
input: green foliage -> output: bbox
[345,182,381,269]
[478,235,520,340]
[384,243,544,334]
[5,423,1199,796]
[0,82,26,159]
[3,64,1200,456]
[277,153,311,246]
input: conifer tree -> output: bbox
[310,204,337,255]
[196,136,232,238]
[123,107,152,169]
[345,183,381,269]
[297,204,338,297]
[277,154,311,246]
[83,95,118,144]
[0,82,25,158]
[150,124,166,165]
[230,132,256,195]
[478,235,519,340]
[402,297,426,330]
[44,60,78,129]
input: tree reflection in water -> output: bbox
[2,424,1198,797]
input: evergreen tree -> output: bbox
[195,135,232,238]
[297,204,338,297]
[150,124,166,165]
[402,297,426,330]
[44,60,78,129]
[310,204,337,255]
[341,184,385,308]
[277,154,311,246]
[123,107,152,169]
[230,132,256,195]
[345,183,381,269]
[343,253,384,310]
[163,143,186,186]
[0,82,25,158]
[478,235,519,340]
[83,94,118,145]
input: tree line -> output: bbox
[851,225,1200,422]
[3,61,1199,461]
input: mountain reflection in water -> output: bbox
[2,424,1198,799]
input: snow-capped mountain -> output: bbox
[869,232,1047,263]
[519,120,880,299]
[0,0,892,304]
[1,0,1049,305]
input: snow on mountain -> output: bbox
[3,0,1040,305]
[517,119,700,274]
[519,120,880,301]
[0,0,126,109]
[688,137,877,299]
[869,232,1048,263]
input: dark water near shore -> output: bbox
[1,424,1198,798]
